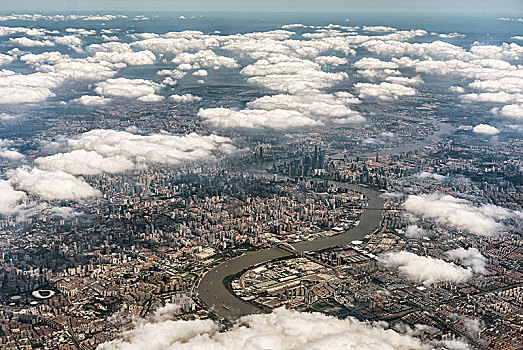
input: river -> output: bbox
[197,117,454,320]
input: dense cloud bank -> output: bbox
[97,306,469,350]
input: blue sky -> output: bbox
[1,0,522,13]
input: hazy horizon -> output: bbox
[0,0,522,14]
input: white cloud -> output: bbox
[462,92,523,104]
[0,180,27,215]
[355,82,416,100]
[87,42,156,65]
[157,69,187,79]
[66,28,97,36]
[0,25,48,37]
[379,251,472,285]
[170,94,202,103]
[53,34,83,49]
[74,95,112,106]
[354,57,399,70]
[0,70,58,104]
[0,51,119,104]
[36,149,135,175]
[472,124,499,135]
[192,69,208,77]
[198,108,322,129]
[138,94,164,102]
[494,103,523,119]
[417,171,446,181]
[9,37,55,47]
[0,53,14,66]
[132,32,220,55]
[60,129,236,170]
[384,76,423,86]
[94,50,156,65]
[314,55,347,66]
[97,307,430,350]
[445,248,487,274]
[240,55,348,94]
[246,93,364,124]
[405,225,428,238]
[0,148,25,161]
[95,78,161,99]
[0,139,25,161]
[358,68,401,81]
[8,166,99,200]
[363,26,397,32]
[403,193,520,236]
[172,50,239,70]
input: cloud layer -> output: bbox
[98,307,431,350]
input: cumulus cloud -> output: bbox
[53,34,83,51]
[445,248,487,274]
[95,78,162,100]
[87,42,156,65]
[198,108,322,129]
[0,180,27,215]
[384,76,423,86]
[314,55,347,66]
[192,69,208,77]
[172,50,238,70]
[361,39,523,118]
[494,103,523,120]
[132,31,220,55]
[416,171,446,181]
[403,193,520,236]
[363,26,397,32]
[355,82,416,100]
[97,307,430,350]
[438,33,465,39]
[354,57,399,70]
[405,225,428,238]
[242,56,348,94]
[38,129,237,176]
[9,37,55,47]
[0,53,14,66]
[0,70,58,104]
[246,93,364,124]
[0,50,120,104]
[472,124,499,135]
[0,139,25,161]
[8,166,99,200]
[74,95,112,106]
[36,149,135,175]
[138,94,164,102]
[379,251,472,285]
[170,94,202,103]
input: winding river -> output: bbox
[197,117,454,320]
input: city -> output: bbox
[0,3,521,350]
